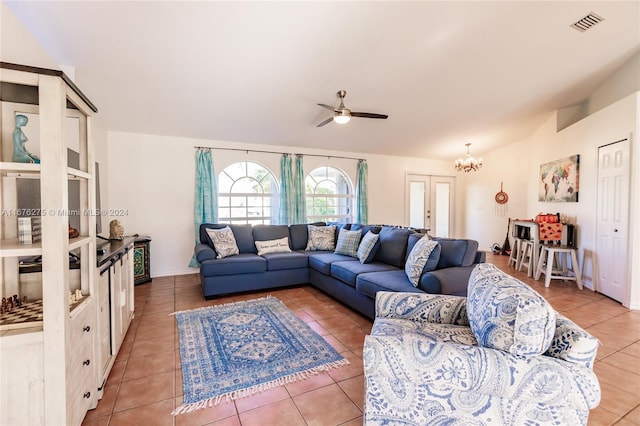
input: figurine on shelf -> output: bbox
[12,294,21,308]
[68,223,79,239]
[1,297,6,315]
[109,219,124,240]
[12,114,40,164]
[75,289,82,301]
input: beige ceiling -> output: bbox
[4,1,640,160]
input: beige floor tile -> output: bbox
[110,398,174,426]
[598,381,640,416]
[337,375,365,411]
[587,406,621,425]
[234,385,290,413]
[284,372,335,397]
[600,351,640,375]
[174,397,237,426]
[293,383,361,426]
[113,371,174,412]
[122,349,175,381]
[239,398,307,426]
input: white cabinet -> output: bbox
[0,63,98,426]
[95,238,135,394]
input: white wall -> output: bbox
[107,132,454,277]
[469,93,639,307]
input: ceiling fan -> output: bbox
[316,90,388,127]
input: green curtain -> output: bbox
[356,159,368,224]
[293,154,307,223]
[279,154,295,224]
[188,148,217,267]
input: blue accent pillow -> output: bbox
[334,228,362,258]
[357,231,380,264]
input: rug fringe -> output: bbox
[171,358,350,416]
[169,295,279,316]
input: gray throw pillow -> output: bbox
[334,229,362,257]
[205,226,240,259]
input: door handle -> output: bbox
[614,229,619,232]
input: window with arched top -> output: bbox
[305,166,353,223]
[218,161,278,225]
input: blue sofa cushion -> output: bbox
[308,252,358,275]
[433,237,478,268]
[199,254,266,276]
[356,270,423,299]
[349,224,382,236]
[374,227,413,268]
[262,252,309,271]
[289,222,325,251]
[253,225,291,246]
[200,224,256,254]
[331,261,398,287]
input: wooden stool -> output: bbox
[535,245,583,289]
[517,239,535,277]
[508,238,521,269]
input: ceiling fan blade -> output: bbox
[316,117,334,127]
[317,103,338,112]
[351,112,388,119]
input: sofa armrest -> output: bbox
[374,291,468,325]
[475,250,487,263]
[194,243,216,263]
[419,265,476,296]
[364,332,601,411]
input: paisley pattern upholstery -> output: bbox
[405,237,439,286]
[364,277,601,425]
[467,263,556,356]
[545,313,600,369]
[305,224,337,251]
[206,226,239,259]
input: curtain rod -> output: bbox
[194,146,364,162]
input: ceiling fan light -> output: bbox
[333,114,351,124]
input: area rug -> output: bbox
[171,296,349,415]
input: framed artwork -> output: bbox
[539,155,579,202]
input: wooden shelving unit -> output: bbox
[0,62,99,426]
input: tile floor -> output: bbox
[82,253,640,425]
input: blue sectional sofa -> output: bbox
[193,223,485,319]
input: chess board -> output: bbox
[0,300,43,330]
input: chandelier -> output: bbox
[454,143,483,172]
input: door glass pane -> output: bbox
[409,181,425,228]
[434,182,450,237]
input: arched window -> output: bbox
[218,161,278,225]
[305,166,353,223]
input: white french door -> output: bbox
[405,174,455,237]
[596,138,630,302]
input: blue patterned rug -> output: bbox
[172,296,348,415]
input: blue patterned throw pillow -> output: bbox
[467,263,556,356]
[305,225,337,251]
[334,228,362,257]
[404,236,439,287]
[357,231,380,264]
[205,226,240,259]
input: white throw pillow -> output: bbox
[305,225,337,251]
[357,231,380,264]
[255,237,292,256]
[405,236,439,287]
[205,226,240,259]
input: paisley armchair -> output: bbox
[364,264,600,425]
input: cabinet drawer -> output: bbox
[68,371,95,426]
[69,300,96,351]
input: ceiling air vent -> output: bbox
[571,12,605,32]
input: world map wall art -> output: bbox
[538,154,579,202]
